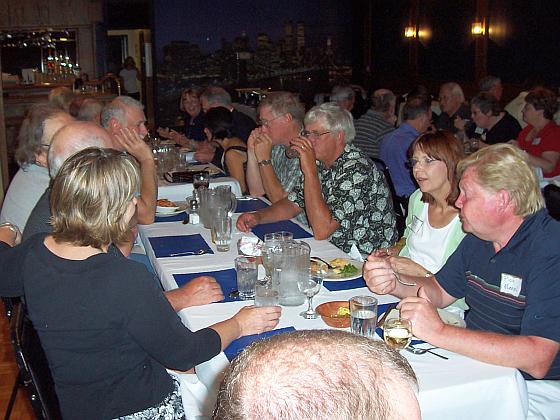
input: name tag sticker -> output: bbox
[500,273,522,297]
[532,137,541,146]
[410,215,423,233]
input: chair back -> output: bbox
[10,302,62,420]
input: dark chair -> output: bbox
[543,184,560,221]
[371,157,407,237]
[5,302,62,420]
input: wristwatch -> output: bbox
[258,159,272,167]
[424,271,433,278]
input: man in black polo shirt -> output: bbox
[364,144,560,418]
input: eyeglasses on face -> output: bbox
[300,129,331,139]
[257,114,285,127]
[407,157,439,168]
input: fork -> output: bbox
[168,249,206,257]
[405,345,449,360]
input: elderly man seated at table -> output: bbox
[435,82,473,134]
[352,88,396,159]
[330,84,356,113]
[364,144,560,418]
[246,91,308,226]
[238,102,398,254]
[213,330,420,420]
[101,96,157,224]
[1,104,74,231]
[24,121,223,311]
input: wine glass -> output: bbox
[297,263,327,319]
[383,317,413,350]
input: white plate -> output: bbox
[155,208,186,217]
[156,205,180,214]
[156,201,187,217]
[321,259,363,281]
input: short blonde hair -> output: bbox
[457,144,544,217]
[50,148,140,248]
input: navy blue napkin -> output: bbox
[224,327,296,361]
[323,276,367,291]
[154,212,187,223]
[148,234,213,258]
[375,302,424,345]
[251,220,312,240]
[174,268,238,303]
[235,198,270,213]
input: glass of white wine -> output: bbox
[384,317,413,350]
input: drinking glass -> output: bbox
[384,317,413,350]
[235,257,258,300]
[254,281,280,307]
[193,171,210,190]
[213,214,232,252]
[262,232,294,282]
[297,264,326,319]
[350,296,378,338]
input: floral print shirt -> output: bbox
[288,143,398,254]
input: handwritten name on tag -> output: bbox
[500,273,522,297]
[532,137,541,146]
[410,215,423,234]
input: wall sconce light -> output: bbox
[404,26,416,38]
[471,21,485,36]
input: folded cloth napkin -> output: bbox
[148,234,213,258]
[323,276,367,291]
[224,327,296,361]
[154,213,187,223]
[376,302,424,345]
[174,268,238,303]
[251,220,312,240]
[235,198,269,213]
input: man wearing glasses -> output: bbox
[238,102,398,254]
[246,92,308,226]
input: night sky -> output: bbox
[154,0,352,58]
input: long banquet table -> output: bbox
[137,198,528,419]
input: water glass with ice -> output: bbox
[349,296,378,338]
[235,256,258,300]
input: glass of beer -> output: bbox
[384,317,413,350]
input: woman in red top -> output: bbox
[513,88,560,177]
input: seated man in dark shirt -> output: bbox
[364,144,560,418]
[435,82,473,134]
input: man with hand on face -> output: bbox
[364,144,560,418]
[101,96,157,225]
[238,102,397,255]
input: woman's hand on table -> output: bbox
[233,305,282,336]
[165,276,224,311]
[236,212,261,232]
[363,254,397,295]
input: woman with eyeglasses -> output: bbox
[373,130,467,312]
[0,148,280,419]
[204,107,249,194]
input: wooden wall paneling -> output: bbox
[0,1,10,27]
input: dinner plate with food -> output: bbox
[156,199,186,216]
[311,257,363,281]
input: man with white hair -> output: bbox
[213,330,421,420]
[436,82,472,134]
[330,85,356,112]
[24,121,224,311]
[101,96,157,224]
[238,103,397,254]
[365,144,560,418]
[353,88,396,158]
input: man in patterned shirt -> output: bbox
[238,103,398,254]
[246,91,308,226]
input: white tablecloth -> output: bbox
[138,212,528,420]
[158,177,242,202]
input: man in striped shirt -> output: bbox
[353,89,396,158]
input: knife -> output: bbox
[376,302,398,328]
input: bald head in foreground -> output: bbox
[213,330,421,420]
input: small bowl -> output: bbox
[316,301,350,328]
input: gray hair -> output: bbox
[304,102,356,144]
[100,96,144,128]
[258,91,305,123]
[471,92,502,117]
[479,75,502,93]
[201,86,232,107]
[372,89,396,113]
[77,99,104,122]
[440,82,465,103]
[48,122,110,177]
[330,85,355,102]
[15,104,70,167]
[214,330,419,420]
